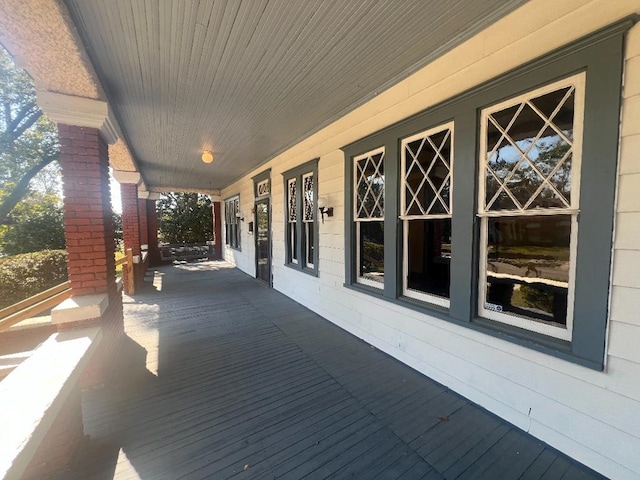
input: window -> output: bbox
[283,159,319,275]
[287,178,298,264]
[225,195,241,250]
[401,123,453,306]
[354,147,385,288]
[342,20,630,369]
[478,75,583,340]
[302,173,315,268]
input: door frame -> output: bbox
[254,197,271,286]
[252,169,272,286]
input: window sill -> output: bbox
[284,262,318,277]
[470,316,602,370]
[342,282,603,371]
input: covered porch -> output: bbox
[1,1,639,478]
[63,261,600,479]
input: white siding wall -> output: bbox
[222,182,255,273]
[221,1,640,478]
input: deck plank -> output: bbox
[60,262,605,479]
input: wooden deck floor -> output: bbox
[65,261,603,479]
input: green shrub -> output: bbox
[0,250,67,309]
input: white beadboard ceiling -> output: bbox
[63,0,529,192]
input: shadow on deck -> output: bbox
[64,261,602,479]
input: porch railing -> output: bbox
[0,252,132,333]
[0,281,71,333]
[159,242,216,262]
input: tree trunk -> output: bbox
[0,157,55,224]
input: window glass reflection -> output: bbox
[484,215,571,326]
[359,221,384,285]
[407,219,451,298]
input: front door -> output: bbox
[255,198,271,285]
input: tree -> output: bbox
[0,46,59,224]
[157,192,213,244]
[0,191,65,255]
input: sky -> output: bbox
[109,170,122,214]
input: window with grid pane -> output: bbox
[478,73,584,340]
[287,178,297,264]
[302,173,315,268]
[283,158,319,275]
[224,195,241,250]
[354,147,385,288]
[401,123,453,305]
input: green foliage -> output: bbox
[0,45,60,224]
[157,192,213,244]
[112,211,123,249]
[0,249,67,309]
[515,284,554,314]
[0,192,65,255]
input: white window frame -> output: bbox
[286,178,298,264]
[477,73,585,340]
[302,172,315,269]
[354,147,385,289]
[225,195,241,250]
[400,122,454,307]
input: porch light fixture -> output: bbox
[317,196,333,223]
[201,151,214,164]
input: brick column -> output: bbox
[147,195,161,266]
[213,201,223,260]
[120,181,141,294]
[138,193,149,247]
[35,84,125,478]
[55,121,125,388]
[58,125,117,300]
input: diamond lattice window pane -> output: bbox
[355,150,385,219]
[288,179,297,222]
[303,173,314,222]
[484,84,576,212]
[403,126,452,217]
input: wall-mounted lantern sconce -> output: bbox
[201,150,214,163]
[317,196,333,223]
[236,212,245,222]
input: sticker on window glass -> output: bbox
[485,302,503,313]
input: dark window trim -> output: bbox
[341,17,636,370]
[252,168,271,199]
[224,194,241,251]
[282,158,319,276]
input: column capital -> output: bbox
[36,91,118,144]
[147,193,161,201]
[138,190,150,200]
[112,170,141,186]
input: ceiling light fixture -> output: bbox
[201,151,214,164]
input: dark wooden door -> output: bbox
[255,198,271,285]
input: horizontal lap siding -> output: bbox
[221,1,640,478]
[607,6,640,440]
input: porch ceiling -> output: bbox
[63,0,529,192]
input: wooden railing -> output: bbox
[117,248,135,294]
[0,252,133,333]
[0,281,71,332]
